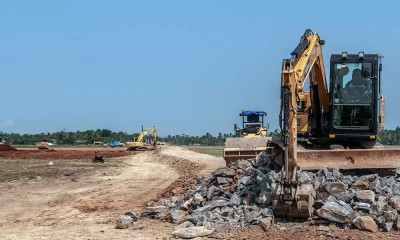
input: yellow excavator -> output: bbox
[37,139,54,151]
[224,110,272,166]
[126,126,157,150]
[269,29,400,218]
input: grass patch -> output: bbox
[187,146,224,157]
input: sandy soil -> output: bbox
[160,146,225,176]
[2,146,399,239]
[0,149,182,239]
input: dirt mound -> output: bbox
[0,144,17,151]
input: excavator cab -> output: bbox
[328,53,383,148]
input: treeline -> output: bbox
[378,127,400,145]
[0,130,235,146]
[1,129,133,145]
[1,126,399,146]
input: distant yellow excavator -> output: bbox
[37,139,54,151]
[126,126,157,150]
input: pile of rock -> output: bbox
[141,152,277,231]
[312,168,400,232]
[138,152,400,233]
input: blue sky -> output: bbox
[1,0,399,136]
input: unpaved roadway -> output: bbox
[0,146,224,240]
[3,146,398,240]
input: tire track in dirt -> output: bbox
[0,151,180,240]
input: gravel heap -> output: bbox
[140,152,400,233]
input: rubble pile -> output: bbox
[139,152,400,233]
[312,168,400,232]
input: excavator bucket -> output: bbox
[223,137,272,166]
[273,183,315,218]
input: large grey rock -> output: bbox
[141,205,170,219]
[384,209,398,223]
[211,168,236,177]
[356,190,375,204]
[260,207,273,217]
[237,176,252,189]
[353,179,370,190]
[259,216,274,231]
[124,211,138,221]
[217,177,232,185]
[207,185,221,200]
[254,151,268,167]
[170,209,188,224]
[245,210,260,224]
[116,215,133,229]
[375,215,386,226]
[210,199,229,209]
[352,216,378,232]
[384,222,394,232]
[316,201,353,223]
[171,226,214,239]
[353,202,371,211]
[325,182,347,195]
[370,178,382,193]
[220,206,234,217]
[389,195,400,211]
[192,193,204,207]
[359,174,378,182]
[382,186,393,197]
[256,191,273,205]
[392,184,400,195]
[372,200,387,215]
[175,221,195,229]
[236,159,252,170]
[342,175,354,185]
[266,171,279,183]
[229,193,242,206]
[298,171,312,184]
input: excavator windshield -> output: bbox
[332,63,373,129]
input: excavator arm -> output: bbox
[280,29,328,184]
[136,127,157,143]
[274,29,329,218]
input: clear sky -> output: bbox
[1,0,399,136]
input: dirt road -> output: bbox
[160,146,225,176]
[0,150,176,239]
[2,146,399,239]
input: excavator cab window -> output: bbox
[332,62,373,129]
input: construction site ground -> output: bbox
[1,146,400,239]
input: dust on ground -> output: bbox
[1,146,399,239]
[0,147,181,239]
